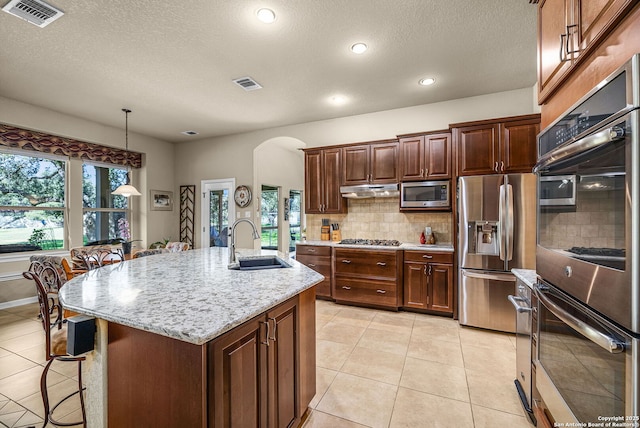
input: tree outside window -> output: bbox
[82,164,129,244]
[0,152,66,252]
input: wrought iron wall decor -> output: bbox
[179,185,195,247]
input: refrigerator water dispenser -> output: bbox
[468,221,499,255]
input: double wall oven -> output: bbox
[534,54,640,424]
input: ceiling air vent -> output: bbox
[232,77,262,92]
[2,0,64,28]
[181,130,199,136]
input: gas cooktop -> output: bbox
[339,239,402,246]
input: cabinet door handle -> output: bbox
[565,24,579,55]
[341,259,351,264]
[559,32,568,62]
[342,286,352,290]
[420,168,424,177]
[428,265,432,276]
[500,161,504,172]
[376,262,387,266]
[422,254,433,259]
[307,248,316,253]
[268,317,277,342]
[494,161,499,172]
[376,289,386,294]
[424,168,428,176]
[261,321,270,346]
[308,263,316,267]
[424,265,428,275]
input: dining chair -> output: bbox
[132,248,169,258]
[77,247,124,270]
[23,265,87,427]
[165,241,190,252]
[61,258,87,281]
[27,260,64,329]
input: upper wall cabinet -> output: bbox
[342,140,399,185]
[452,114,540,176]
[304,148,346,214]
[399,131,451,181]
[538,0,635,103]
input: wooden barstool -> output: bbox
[23,264,87,428]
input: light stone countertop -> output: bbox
[512,268,538,289]
[297,240,454,253]
[58,247,324,345]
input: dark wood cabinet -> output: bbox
[399,132,451,181]
[342,140,399,185]
[403,251,454,314]
[453,114,540,176]
[296,244,332,299]
[333,248,402,309]
[537,0,635,103]
[108,288,316,428]
[304,148,346,214]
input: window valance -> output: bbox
[0,123,142,168]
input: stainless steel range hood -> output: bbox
[340,183,399,199]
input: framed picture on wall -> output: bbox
[150,190,173,211]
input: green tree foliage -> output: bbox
[0,153,65,207]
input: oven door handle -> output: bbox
[536,286,625,354]
[534,125,625,172]
[508,295,532,313]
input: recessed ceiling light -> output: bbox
[419,77,436,86]
[330,95,347,105]
[256,8,276,23]
[350,43,368,54]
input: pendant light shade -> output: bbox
[112,108,141,197]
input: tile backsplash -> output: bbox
[305,197,452,244]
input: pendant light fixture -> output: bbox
[112,108,141,197]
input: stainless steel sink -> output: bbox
[228,256,291,271]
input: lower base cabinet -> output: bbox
[296,244,332,299]
[403,251,454,314]
[108,287,316,428]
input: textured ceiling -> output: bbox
[0,0,538,143]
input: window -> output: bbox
[0,151,66,253]
[261,185,278,250]
[82,163,129,244]
[288,190,301,251]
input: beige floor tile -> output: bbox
[302,409,369,428]
[400,357,469,402]
[12,408,44,428]
[407,335,464,367]
[19,378,84,420]
[461,343,516,378]
[472,404,532,428]
[459,326,514,350]
[413,314,460,330]
[4,304,39,319]
[389,387,474,428]
[0,354,37,380]
[309,367,338,409]
[356,327,410,356]
[316,302,341,318]
[316,321,365,346]
[0,347,10,358]
[54,407,85,427]
[0,313,23,326]
[341,346,405,385]
[466,368,524,415]
[316,318,330,333]
[14,344,47,365]
[316,339,354,371]
[316,372,397,428]
[49,359,82,379]
[0,331,45,353]
[368,312,415,334]
[411,324,460,344]
[0,366,65,402]
[0,319,42,342]
[332,306,377,328]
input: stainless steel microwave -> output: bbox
[400,180,450,208]
[539,174,576,206]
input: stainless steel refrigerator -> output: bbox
[458,174,536,333]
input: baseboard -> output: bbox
[0,296,38,310]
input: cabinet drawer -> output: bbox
[403,250,453,264]
[296,245,331,256]
[334,249,397,278]
[334,277,397,307]
[296,254,331,276]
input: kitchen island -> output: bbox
[59,247,323,428]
